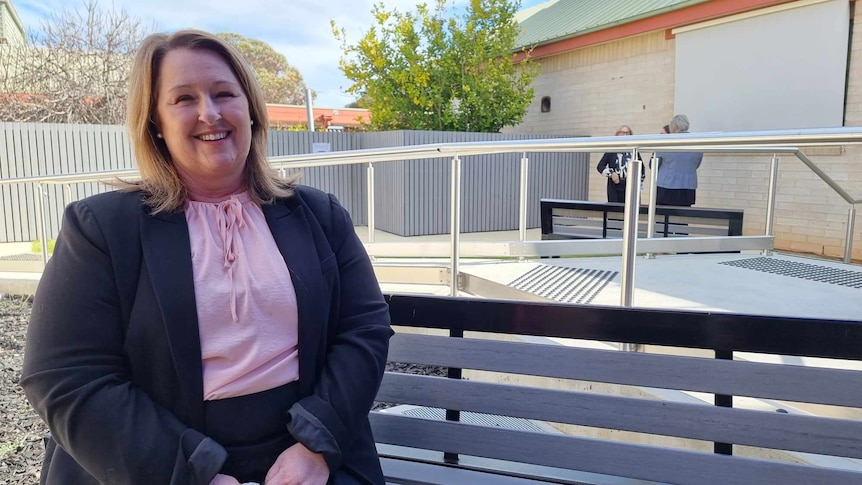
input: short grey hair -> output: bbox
[669,114,690,133]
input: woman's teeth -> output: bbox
[199,132,227,141]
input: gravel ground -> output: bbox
[0,294,441,484]
[0,296,45,485]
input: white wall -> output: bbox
[674,0,849,132]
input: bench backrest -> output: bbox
[372,294,862,485]
[540,199,744,240]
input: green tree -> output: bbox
[217,32,312,105]
[333,0,537,132]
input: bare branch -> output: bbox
[0,0,153,124]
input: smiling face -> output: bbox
[155,47,252,198]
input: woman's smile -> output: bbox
[155,47,252,198]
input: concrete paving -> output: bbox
[461,251,862,321]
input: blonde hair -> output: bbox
[615,125,633,135]
[124,29,296,213]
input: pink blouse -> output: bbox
[185,192,299,401]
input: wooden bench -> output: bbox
[540,199,744,241]
[372,294,862,485]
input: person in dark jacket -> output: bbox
[596,125,643,203]
[21,29,392,485]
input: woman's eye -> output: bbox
[216,92,236,98]
[175,95,193,103]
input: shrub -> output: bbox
[31,239,56,254]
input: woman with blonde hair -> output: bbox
[597,124,643,202]
[22,29,391,485]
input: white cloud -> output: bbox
[13,0,543,107]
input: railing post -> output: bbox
[519,153,529,260]
[450,155,462,296]
[620,152,643,352]
[646,154,659,259]
[367,162,376,245]
[36,183,50,268]
[763,154,779,256]
[846,205,857,264]
[305,87,314,132]
[63,184,72,208]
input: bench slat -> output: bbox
[377,445,654,485]
[370,413,862,485]
[378,372,862,459]
[552,218,605,228]
[552,227,606,238]
[552,209,605,219]
[379,457,562,485]
[388,333,862,408]
[663,225,730,236]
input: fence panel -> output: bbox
[1,123,588,241]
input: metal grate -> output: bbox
[719,257,862,289]
[509,265,617,304]
[395,406,551,433]
[0,253,40,261]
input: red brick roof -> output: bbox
[266,104,370,131]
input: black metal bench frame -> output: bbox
[372,294,862,485]
[540,199,744,240]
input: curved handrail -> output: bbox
[1,127,859,294]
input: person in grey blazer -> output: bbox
[21,30,391,485]
[653,114,703,206]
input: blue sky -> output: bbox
[11,0,548,108]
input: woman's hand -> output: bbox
[264,443,330,485]
[611,173,621,184]
[210,474,242,485]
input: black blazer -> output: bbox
[596,151,644,186]
[21,185,392,485]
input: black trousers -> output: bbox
[606,181,627,203]
[205,381,301,483]
[203,382,368,485]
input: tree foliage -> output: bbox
[0,0,152,124]
[333,0,537,132]
[217,32,312,105]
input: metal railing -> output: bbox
[2,127,861,317]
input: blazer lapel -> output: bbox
[140,209,206,429]
[262,199,325,397]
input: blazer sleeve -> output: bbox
[597,152,613,174]
[21,200,226,485]
[286,194,392,471]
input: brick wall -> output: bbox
[507,10,862,261]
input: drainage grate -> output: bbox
[0,253,40,261]
[719,257,862,289]
[509,265,618,304]
[393,406,552,433]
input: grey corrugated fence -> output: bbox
[0,123,588,242]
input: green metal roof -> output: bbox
[515,0,710,49]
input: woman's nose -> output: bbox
[198,97,222,125]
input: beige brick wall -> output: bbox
[505,31,676,204]
[507,13,862,262]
